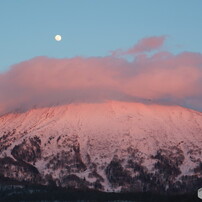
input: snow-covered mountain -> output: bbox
[0,101,202,193]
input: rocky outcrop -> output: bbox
[0,157,41,183]
[11,136,41,163]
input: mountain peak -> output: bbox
[0,101,202,193]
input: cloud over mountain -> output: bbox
[0,36,202,115]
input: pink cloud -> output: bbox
[112,36,166,56]
[0,43,202,115]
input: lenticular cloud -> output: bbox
[0,36,202,115]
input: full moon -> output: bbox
[55,35,62,41]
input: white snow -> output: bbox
[0,100,202,189]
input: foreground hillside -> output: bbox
[0,101,202,194]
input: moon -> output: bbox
[55,35,62,41]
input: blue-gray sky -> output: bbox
[0,0,202,71]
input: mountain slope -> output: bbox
[0,101,202,193]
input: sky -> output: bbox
[0,0,202,114]
[1,0,202,70]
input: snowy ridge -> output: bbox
[0,101,202,193]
